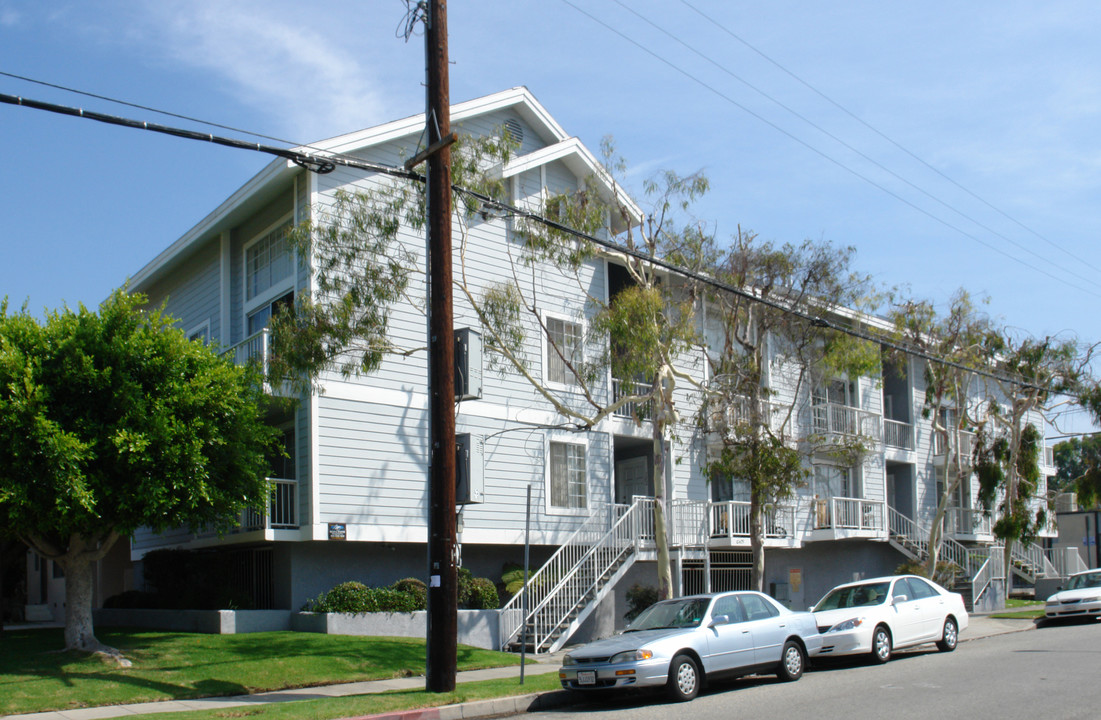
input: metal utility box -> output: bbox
[456,433,484,504]
[455,328,483,401]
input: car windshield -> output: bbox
[626,598,710,631]
[815,581,891,610]
[1066,572,1101,590]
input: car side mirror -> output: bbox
[807,605,816,613]
[1056,586,1063,592]
[892,594,908,605]
[708,614,730,628]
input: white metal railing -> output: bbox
[888,506,928,555]
[499,500,642,652]
[224,328,270,374]
[707,500,795,542]
[1046,547,1089,578]
[970,547,1004,607]
[815,496,885,531]
[612,378,653,420]
[812,402,881,439]
[241,478,297,530]
[709,395,772,434]
[944,507,992,537]
[1010,541,1059,579]
[671,498,708,546]
[932,430,974,460]
[883,419,914,450]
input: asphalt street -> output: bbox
[524,619,1101,720]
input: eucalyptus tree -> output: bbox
[0,291,278,658]
[889,290,995,578]
[702,228,880,591]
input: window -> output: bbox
[247,290,294,336]
[906,577,939,599]
[740,593,778,620]
[246,222,293,301]
[546,316,582,386]
[711,595,746,623]
[187,323,210,345]
[268,425,296,480]
[815,465,854,498]
[549,440,586,509]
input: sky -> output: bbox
[1,0,1099,433]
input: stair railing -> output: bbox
[499,498,644,652]
[1009,540,1058,579]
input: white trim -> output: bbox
[540,309,585,392]
[219,230,231,347]
[186,320,211,344]
[241,212,296,323]
[544,431,589,516]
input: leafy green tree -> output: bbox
[1053,434,1101,507]
[704,229,880,591]
[0,291,279,657]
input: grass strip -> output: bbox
[0,628,526,716]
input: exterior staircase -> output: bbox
[1008,541,1058,585]
[498,498,649,653]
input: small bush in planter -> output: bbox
[302,581,420,614]
[464,577,499,609]
[392,577,428,610]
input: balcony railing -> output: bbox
[944,506,992,537]
[933,430,974,461]
[612,378,652,420]
[224,328,270,375]
[241,478,298,530]
[883,419,914,450]
[708,395,772,435]
[708,500,795,541]
[814,496,885,531]
[811,402,880,439]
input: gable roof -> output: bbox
[132,87,636,291]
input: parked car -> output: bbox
[558,591,822,702]
[1044,569,1101,621]
[811,574,968,663]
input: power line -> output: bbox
[605,0,1101,293]
[557,0,1101,300]
[679,0,1101,278]
[0,88,1081,397]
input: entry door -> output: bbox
[615,457,649,503]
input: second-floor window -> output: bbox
[248,290,294,336]
[815,465,855,499]
[549,440,586,510]
[546,316,582,386]
[246,221,294,301]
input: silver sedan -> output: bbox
[558,591,822,702]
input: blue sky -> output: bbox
[2,0,1099,432]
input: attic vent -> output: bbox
[503,118,524,146]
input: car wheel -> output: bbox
[776,640,805,681]
[666,653,701,702]
[870,625,892,664]
[936,617,958,652]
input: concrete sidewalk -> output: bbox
[4,614,1038,720]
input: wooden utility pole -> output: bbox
[423,0,458,693]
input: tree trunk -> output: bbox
[652,422,673,601]
[61,555,100,651]
[749,494,764,592]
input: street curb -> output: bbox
[335,689,577,720]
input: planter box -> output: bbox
[94,608,292,634]
[292,610,500,649]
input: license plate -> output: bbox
[577,670,596,685]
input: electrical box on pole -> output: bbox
[454,328,483,401]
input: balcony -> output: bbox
[241,478,298,530]
[667,499,798,549]
[811,496,885,540]
[933,430,974,466]
[944,506,992,541]
[612,378,652,420]
[225,328,270,373]
[883,418,914,450]
[811,402,880,440]
[707,395,772,438]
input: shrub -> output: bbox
[303,581,421,614]
[894,559,962,588]
[464,577,500,609]
[103,590,161,609]
[625,583,659,622]
[392,577,428,610]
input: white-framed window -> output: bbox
[544,313,583,387]
[245,219,294,302]
[547,437,587,512]
[814,464,856,499]
[187,321,210,345]
[247,290,294,336]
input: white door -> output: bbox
[616,457,649,503]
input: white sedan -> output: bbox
[1044,569,1101,621]
[811,574,969,663]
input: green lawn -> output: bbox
[0,628,530,716]
[989,609,1045,619]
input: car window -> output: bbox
[711,595,747,623]
[629,598,710,630]
[1068,572,1101,590]
[741,593,779,621]
[816,581,891,610]
[907,577,939,599]
[892,578,914,601]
